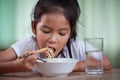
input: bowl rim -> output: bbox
[36,58,78,63]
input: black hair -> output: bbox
[32,0,80,39]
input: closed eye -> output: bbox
[41,25,51,34]
[59,29,69,36]
[42,30,50,34]
[59,33,66,36]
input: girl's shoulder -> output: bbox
[11,36,37,57]
[13,36,36,46]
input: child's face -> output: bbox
[32,13,71,57]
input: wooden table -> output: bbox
[0,69,120,80]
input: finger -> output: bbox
[19,50,35,59]
[25,62,34,71]
[30,51,36,56]
[15,58,32,71]
[25,55,37,63]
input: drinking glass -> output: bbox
[84,38,104,74]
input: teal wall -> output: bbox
[0,0,120,68]
[0,0,16,48]
[0,0,37,49]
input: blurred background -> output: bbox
[0,0,120,68]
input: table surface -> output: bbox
[0,68,120,80]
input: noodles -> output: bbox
[44,47,56,62]
[35,47,56,62]
[45,47,55,59]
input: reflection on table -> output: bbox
[0,69,120,80]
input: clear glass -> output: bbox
[84,38,104,74]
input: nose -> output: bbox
[48,35,58,44]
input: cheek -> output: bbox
[36,32,48,48]
[57,36,70,48]
[55,36,69,54]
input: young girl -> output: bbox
[0,0,111,73]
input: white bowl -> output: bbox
[36,58,78,77]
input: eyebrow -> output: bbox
[59,28,69,31]
[41,25,51,29]
[42,25,69,31]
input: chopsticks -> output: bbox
[35,47,49,54]
[37,58,47,62]
[18,47,54,59]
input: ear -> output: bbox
[31,21,36,35]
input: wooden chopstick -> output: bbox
[35,47,49,54]
[18,47,53,59]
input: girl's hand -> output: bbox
[16,50,37,72]
[103,56,112,71]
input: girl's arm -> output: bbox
[0,59,27,73]
[0,47,17,62]
[0,57,36,74]
[0,48,36,74]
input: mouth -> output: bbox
[48,47,56,53]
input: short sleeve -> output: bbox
[11,36,37,57]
